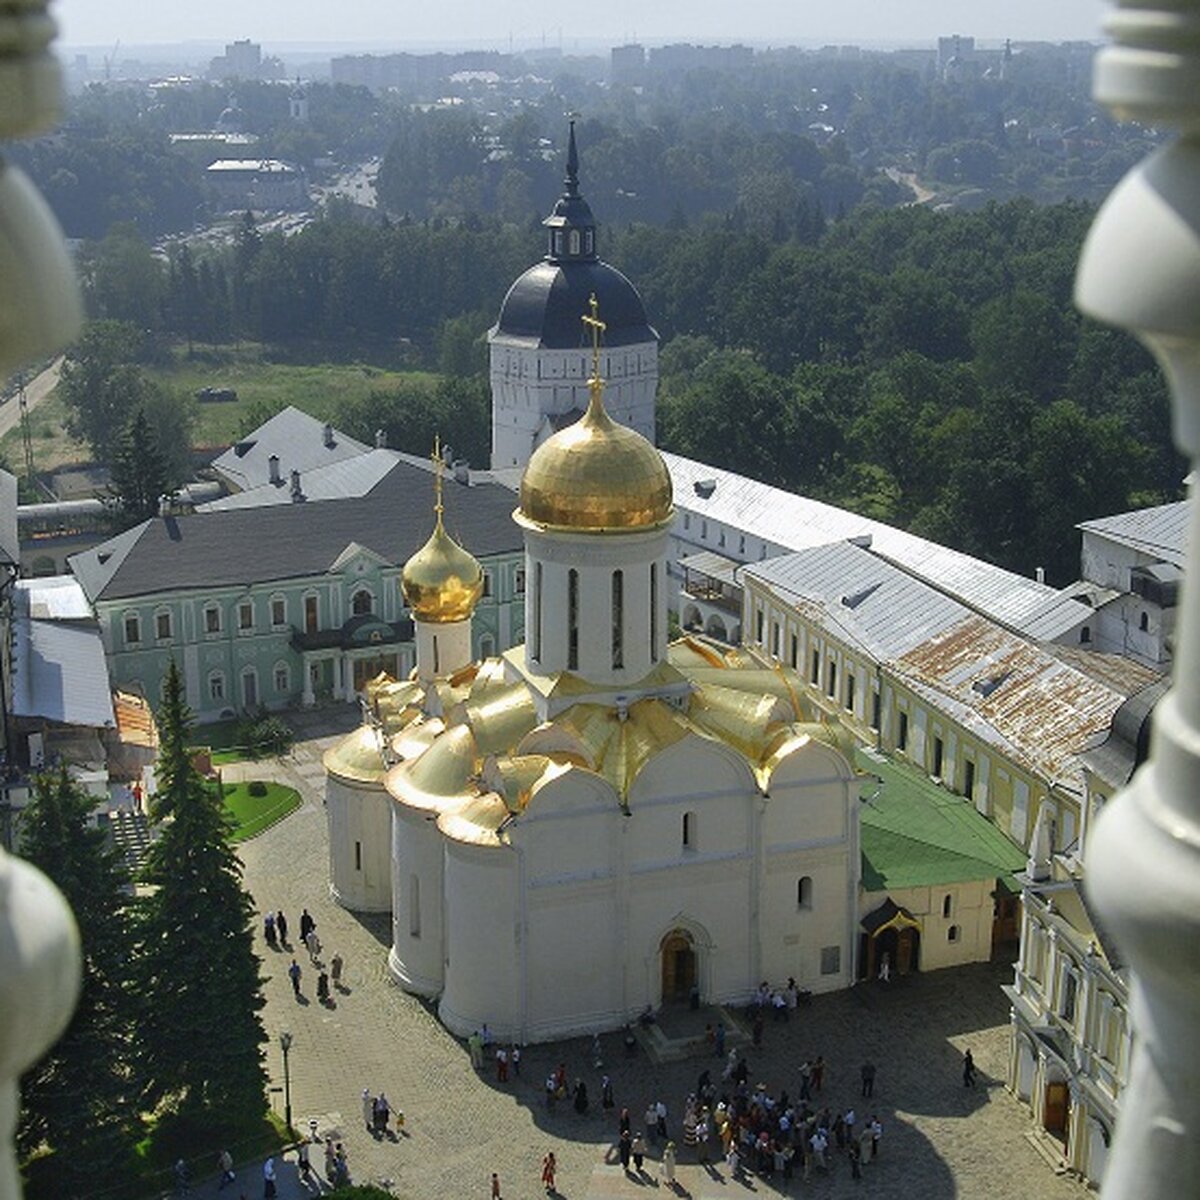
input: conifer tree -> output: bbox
[109,405,171,525]
[17,768,139,1195]
[134,661,267,1125]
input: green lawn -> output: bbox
[219,781,302,842]
[145,345,438,446]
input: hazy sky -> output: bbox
[54,0,1107,52]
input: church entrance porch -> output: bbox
[660,929,697,1003]
[859,897,923,980]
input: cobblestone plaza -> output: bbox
[215,713,1089,1200]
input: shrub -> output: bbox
[247,780,268,798]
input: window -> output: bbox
[755,608,764,644]
[355,841,362,872]
[1061,966,1079,1024]
[568,569,579,670]
[948,924,960,943]
[827,660,838,699]
[515,566,526,595]
[1139,611,1149,632]
[532,562,543,662]
[820,946,841,976]
[650,563,658,663]
[701,520,708,540]
[155,610,172,641]
[271,596,286,627]
[553,231,563,256]
[942,894,953,918]
[1080,624,1091,644]
[209,671,225,702]
[569,229,580,255]
[797,876,813,910]
[682,811,696,849]
[351,589,372,616]
[932,735,945,779]
[683,512,690,531]
[274,663,290,693]
[204,604,221,634]
[871,690,881,731]
[963,759,976,800]
[481,572,492,599]
[124,613,141,646]
[239,601,253,631]
[718,529,726,548]
[845,672,856,713]
[584,229,594,254]
[304,594,318,634]
[790,632,798,669]
[810,648,820,685]
[771,621,781,658]
[898,710,909,752]
[739,534,745,555]
[432,633,440,674]
[409,875,421,937]
[612,570,624,669]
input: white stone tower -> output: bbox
[489,119,659,470]
[289,79,308,123]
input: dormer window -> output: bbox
[584,230,594,255]
[553,231,564,256]
[569,229,581,256]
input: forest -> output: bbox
[73,194,1181,587]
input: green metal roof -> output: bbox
[856,747,1026,892]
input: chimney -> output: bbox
[1035,566,1046,584]
[268,453,281,484]
[375,428,387,449]
[290,469,304,501]
[323,422,335,448]
[453,459,470,484]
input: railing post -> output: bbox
[1076,3,1200,1197]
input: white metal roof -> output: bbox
[205,158,298,173]
[202,448,403,509]
[12,617,114,728]
[1078,500,1189,567]
[16,576,93,620]
[663,451,1091,641]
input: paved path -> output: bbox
[0,356,61,440]
[204,711,1088,1200]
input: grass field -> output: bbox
[220,781,302,842]
[0,391,89,474]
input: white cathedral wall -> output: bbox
[325,774,393,913]
[414,617,473,683]
[524,526,669,685]
[490,340,658,469]
[387,799,446,996]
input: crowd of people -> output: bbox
[265,906,346,1008]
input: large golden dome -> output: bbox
[517,388,673,532]
[402,512,484,624]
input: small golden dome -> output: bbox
[323,724,388,785]
[402,512,484,624]
[517,389,673,532]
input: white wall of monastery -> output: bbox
[325,775,393,913]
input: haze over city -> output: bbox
[55,0,1107,50]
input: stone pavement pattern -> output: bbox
[210,710,1089,1200]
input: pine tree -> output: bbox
[17,769,139,1196]
[134,661,267,1126]
[109,406,171,525]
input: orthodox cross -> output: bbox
[431,434,444,518]
[582,292,606,386]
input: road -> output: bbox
[0,356,62,441]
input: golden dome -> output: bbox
[401,511,484,624]
[323,724,388,785]
[517,387,673,532]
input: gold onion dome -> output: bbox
[518,298,672,532]
[402,459,484,623]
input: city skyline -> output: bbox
[54,0,1106,53]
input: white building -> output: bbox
[327,343,862,1043]
[488,121,658,470]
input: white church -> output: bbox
[324,136,862,1040]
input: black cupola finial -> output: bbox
[565,117,580,195]
[543,116,598,264]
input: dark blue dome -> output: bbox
[491,259,657,349]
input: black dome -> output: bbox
[492,259,657,350]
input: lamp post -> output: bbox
[279,1031,293,1135]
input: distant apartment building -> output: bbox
[647,43,755,76]
[208,39,283,82]
[610,43,646,86]
[330,51,515,93]
[205,159,307,212]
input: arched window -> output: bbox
[553,231,563,256]
[612,570,624,669]
[682,811,697,849]
[1139,611,1150,632]
[797,876,813,910]
[568,569,579,670]
[352,588,373,616]
[569,229,581,255]
[532,562,543,662]
[943,894,953,918]
[948,924,960,943]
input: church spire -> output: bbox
[544,116,597,264]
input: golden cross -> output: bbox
[582,292,606,384]
[431,434,444,519]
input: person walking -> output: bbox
[331,951,344,988]
[573,1079,589,1114]
[511,1045,521,1077]
[618,1128,633,1171]
[714,1021,725,1057]
[299,908,315,944]
[812,1055,825,1092]
[297,1140,312,1183]
[496,1046,508,1083]
[275,910,289,944]
[644,1102,658,1145]
[173,1158,189,1196]
[217,1148,235,1190]
[263,912,277,949]
[469,1031,484,1070]
[849,1138,863,1181]
[288,958,302,998]
[262,1156,277,1199]
[631,1132,647,1171]
[963,1048,976,1087]
[491,1171,501,1198]
[362,1088,373,1133]
[601,1075,614,1115]
[861,1060,876,1098]
[878,952,891,982]
[324,1138,336,1183]
[541,1151,557,1194]
[662,1141,677,1186]
[306,928,321,964]
[317,971,330,1004]
[870,1115,882,1158]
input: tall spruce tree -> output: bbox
[108,406,171,526]
[17,769,139,1197]
[134,661,267,1125]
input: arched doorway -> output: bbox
[660,929,697,1003]
[859,898,922,979]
